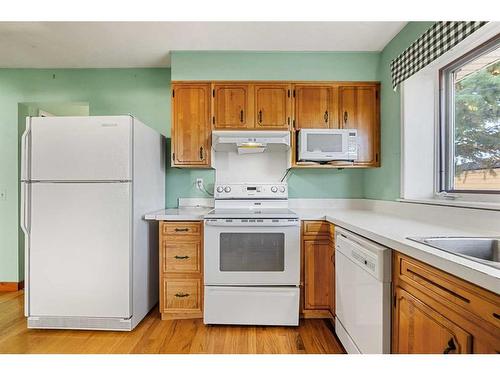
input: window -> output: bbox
[440,35,500,194]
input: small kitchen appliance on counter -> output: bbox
[203,182,300,326]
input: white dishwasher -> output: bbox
[335,227,391,354]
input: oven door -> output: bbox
[204,219,300,286]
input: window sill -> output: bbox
[397,198,500,211]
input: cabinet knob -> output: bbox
[343,111,348,125]
[443,338,457,354]
[199,146,204,160]
[174,228,189,232]
[324,111,329,123]
[175,293,190,298]
[174,255,189,259]
[258,110,263,124]
[240,109,244,123]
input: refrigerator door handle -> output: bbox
[21,117,31,181]
[20,182,30,235]
[21,117,31,316]
[20,181,30,316]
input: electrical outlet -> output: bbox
[195,178,204,190]
[0,189,6,201]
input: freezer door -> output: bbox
[28,182,132,318]
[29,116,132,181]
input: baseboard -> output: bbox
[301,309,333,319]
[0,281,24,292]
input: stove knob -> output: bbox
[271,186,278,193]
[216,186,223,193]
[224,186,232,193]
[279,186,286,193]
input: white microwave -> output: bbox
[298,129,358,161]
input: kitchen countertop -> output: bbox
[144,201,500,293]
[144,207,212,221]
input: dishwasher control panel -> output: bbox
[335,227,391,282]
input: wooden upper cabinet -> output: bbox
[254,84,291,129]
[212,83,253,129]
[294,85,337,129]
[339,85,380,166]
[172,83,211,167]
[303,239,333,310]
[393,287,472,354]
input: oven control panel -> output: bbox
[214,183,288,199]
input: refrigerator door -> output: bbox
[28,182,132,318]
[29,116,132,181]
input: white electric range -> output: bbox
[203,182,300,326]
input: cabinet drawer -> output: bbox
[303,221,331,236]
[162,221,201,237]
[162,241,201,273]
[395,253,500,329]
[163,279,201,312]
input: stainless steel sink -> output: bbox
[407,237,500,269]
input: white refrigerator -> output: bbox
[20,115,165,331]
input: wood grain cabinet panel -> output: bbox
[303,239,333,310]
[393,287,472,354]
[294,85,337,129]
[162,241,201,273]
[213,83,252,129]
[339,85,380,166]
[163,221,201,237]
[303,221,331,237]
[254,84,291,129]
[159,221,203,320]
[171,83,211,167]
[392,252,500,354]
[163,279,202,312]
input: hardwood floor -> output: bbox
[0,291,345,354]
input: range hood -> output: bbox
[212,131,290,154]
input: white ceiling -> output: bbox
[0,22,407,68]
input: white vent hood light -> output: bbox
[212,131,290,154]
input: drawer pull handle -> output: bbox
[175,228,189,232]
[175,293,190,298]
[443,338,456,354]
[174,255,189,260]
[493,313,500,320]
[406,268,470,304]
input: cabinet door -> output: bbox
[213,83,252,129]
[254,84,290,129]
[304,239,333,310]
[339,85,379,166]
[393,287,472,354]
[172,84,211,166]
[294,85,336,129]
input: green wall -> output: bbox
[0,69,171,282]
[364,22,435,199]
[0,23,434,282]
[171,51,380,81]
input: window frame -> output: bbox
[439,34,500,195]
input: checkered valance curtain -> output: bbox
[390,21,488,89]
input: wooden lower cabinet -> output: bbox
[159,221,203,320]
[392,252,500,354]
[393,287,472,353]
[301,221,335,318]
